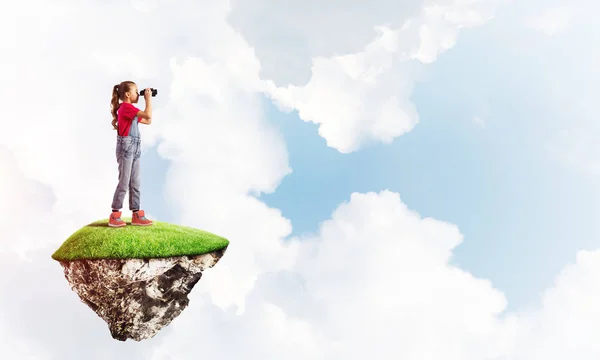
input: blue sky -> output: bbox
[135,9,600,316]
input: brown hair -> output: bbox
[111,81,136,130]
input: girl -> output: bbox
[108,81,153,227]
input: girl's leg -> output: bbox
[129,139,141,211]
[129,138,152,225]
[111,137,134,211]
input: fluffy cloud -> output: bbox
[146,191,526,359]
[277,191,517,359]
[255,0,500,153]
[262,27,422,153]
[505,249,600,359]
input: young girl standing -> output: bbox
[109,81,153,227]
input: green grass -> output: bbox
[51,217,230,261]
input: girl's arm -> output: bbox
[136,89,153,120]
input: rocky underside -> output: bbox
[58,248,226,341]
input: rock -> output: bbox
[57,248,226,341]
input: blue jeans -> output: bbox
[111,135,141,211]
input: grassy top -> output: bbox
[51,217,230,261]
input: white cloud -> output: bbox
[411,1,497,63]
[259,1,500,153]
[262,26,422,153]
[506,249,600,359]
[280,190,517,359]
[526,6,573,36]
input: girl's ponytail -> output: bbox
[111,84,120,130]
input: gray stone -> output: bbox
[57,248,226,341]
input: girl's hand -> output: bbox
[144,88,152,100]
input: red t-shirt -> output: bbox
[117,102,141,136]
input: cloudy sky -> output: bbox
[2,0,600,358]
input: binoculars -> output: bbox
[139,88,158,97]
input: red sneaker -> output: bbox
[109,211,126,227]
[132,210,153,226]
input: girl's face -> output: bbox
[125,84,139,103]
